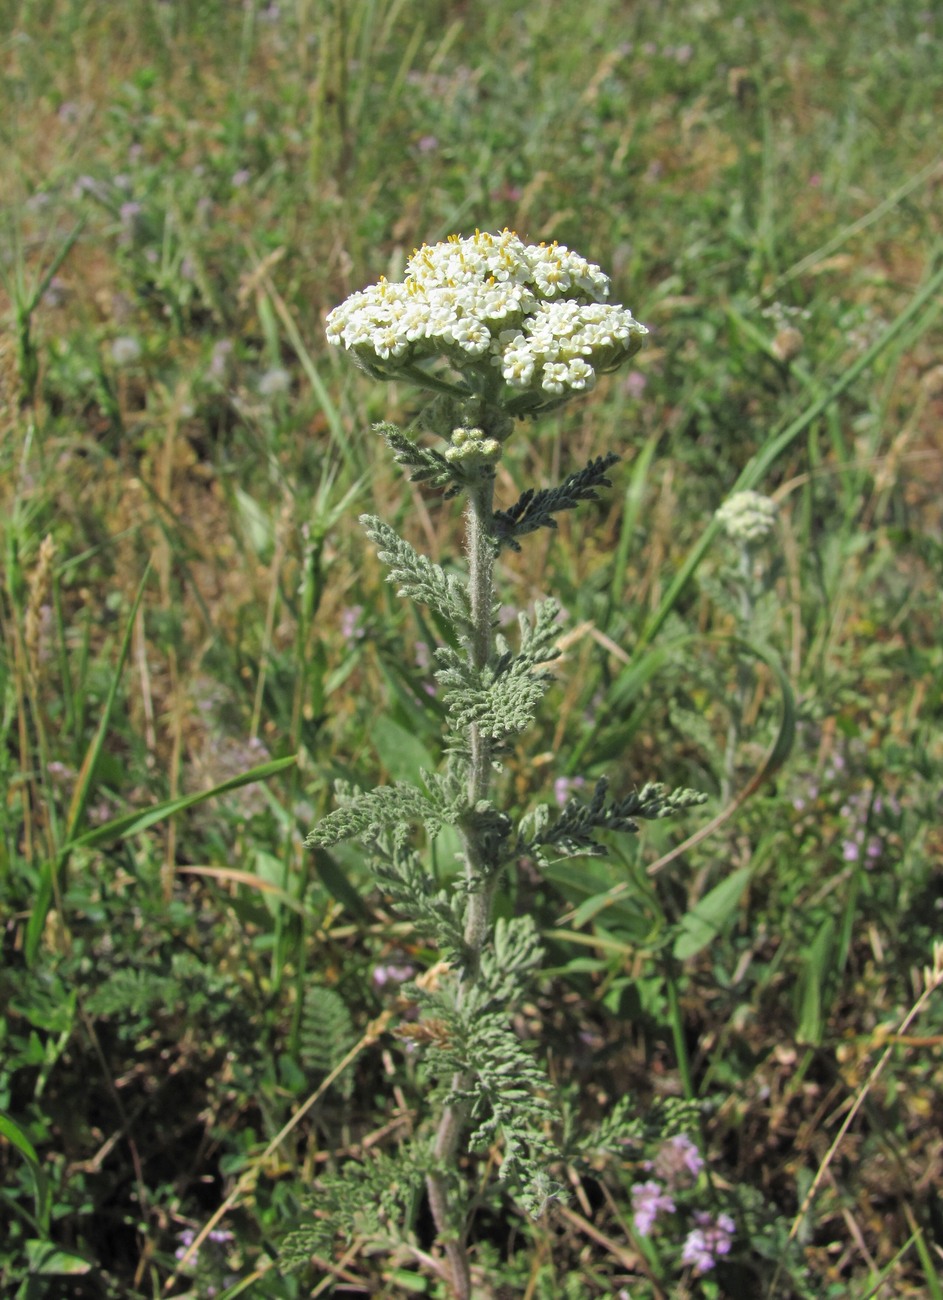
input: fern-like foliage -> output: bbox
[518,777,708,865]
[406,929,564,1219]
[494,454,620,551]
[306,775,456,849]
[370,836,468,962]
[419,989,564,1218]
[84,952,243,1029]
[307,767,480,959]
[308,765,512,916]
[85,967,178,1022]
[361,514,474,635]
[435,599,561,741]
[374,422,462,497]
[299,985,356,1099]
[464,1013,556,1147]
[465,1015,562,1217]
[279,1147,425,1268]
[435,649,551,740]
[569,1093,704,1163]
[467,915,545,1013]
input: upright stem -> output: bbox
[721,546,755,804]
[463,470,498,950]
[425,466,497,1300]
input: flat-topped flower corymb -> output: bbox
[326,229,648,410]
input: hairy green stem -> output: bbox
[425,467,497,1300]
[721,546,755,804]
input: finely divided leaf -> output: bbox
[374,422,461,495]
[494,454,620,551]
[435,600,561,741]
[307,781,446,847]
[521,777,707,862]
[362,515,472,632]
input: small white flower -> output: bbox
[497,338,536,388]
[449,317,492,355]
[531,254,572,297]
[541,361,570,394]
[563,358,595,391]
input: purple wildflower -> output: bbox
[340,605,365,643]
[681,1211,735,1272]
[650,1133,704,1187]
[47,761,76,785]
[554,775,586,807]
[174,1227,197,1261]
[631,1180,675,1236]
[372,962,416,989]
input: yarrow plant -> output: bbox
[299,231,708,1298]
[713,488,781,803]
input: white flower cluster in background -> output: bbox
[714,490,778,544]
[325,229,647,401]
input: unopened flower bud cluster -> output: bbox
[325,229,647,401]
[714,490,777,544]
[444,426,502,465]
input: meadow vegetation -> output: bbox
[1,1,942,1296]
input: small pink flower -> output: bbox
[340,605,365,643]
[650,1133,704,1186]
[682,1211,735,1272]
[372,962,416,988]
[554,775,585,807]
[631,1180,675,1235]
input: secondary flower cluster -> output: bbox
[715,490,777,544]
[325,229,647,403]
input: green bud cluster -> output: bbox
[443,427,503,467]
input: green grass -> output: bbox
[2,0,942,1295]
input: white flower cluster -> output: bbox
[325,229,647,400]
[714,490,777,544]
